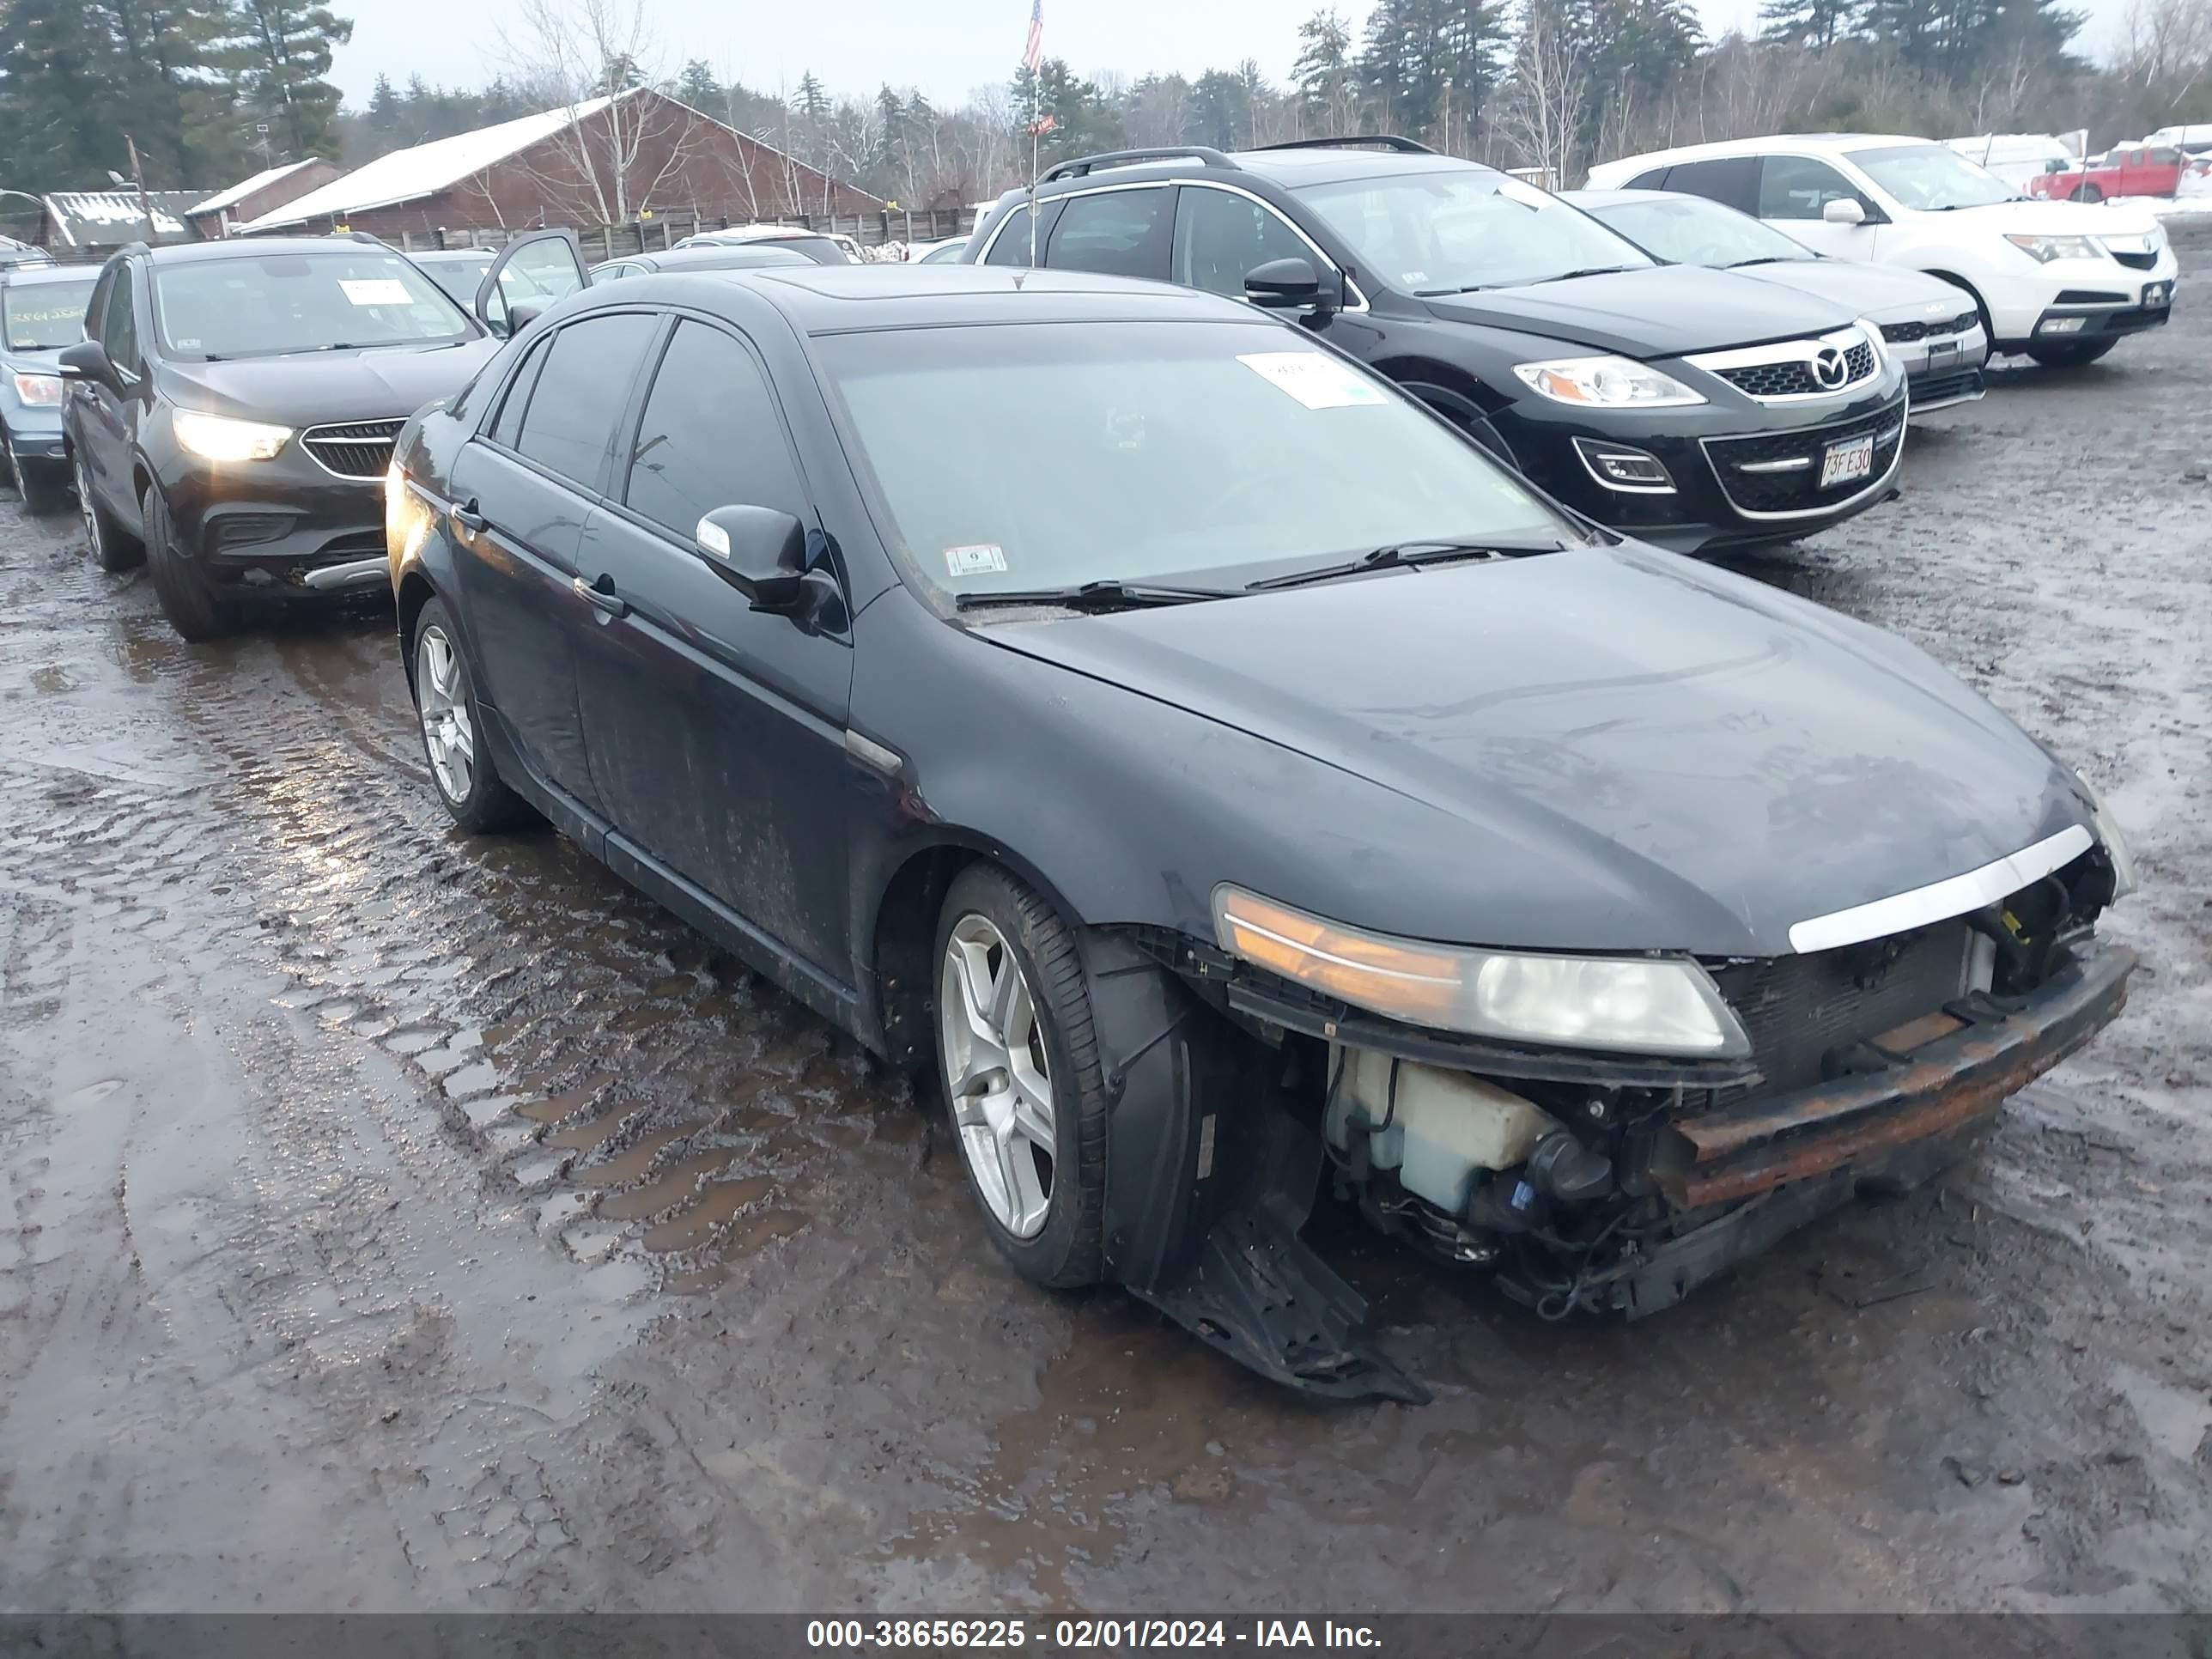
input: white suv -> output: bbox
[1587,134,2178,367]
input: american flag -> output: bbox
[1023,0,1043,74]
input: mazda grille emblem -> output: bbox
[1813,346,1848,388]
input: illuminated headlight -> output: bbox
[11,371,61,406]
[1212,886,1750,1057]
[2075,776,2138,900]
[173,408,291,462]
[383,458,434,559]
[1511,355,1705,409]
[2006,234,2103,264]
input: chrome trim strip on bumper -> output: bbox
[1698,398,1909,524]
[301,557,389,591]
[1787,823,2096,954]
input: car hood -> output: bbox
[1924,197,2161,237]
[1421,265,1857,358]
[981,546,2088,957]
[160,338,501,427]
[1729,258,1973,322]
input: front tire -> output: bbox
[76,454,143,571]
[143,483,235,641]
[2027,338,2119,368]
[411,598,532,833]
[933,864,1109,1290]
[6,431,64,514]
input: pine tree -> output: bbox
[0,0,122,185]
[1758,0,1863,49]
[676,58,720,111]
[1294,8,1358,121]
[218,0,354,158]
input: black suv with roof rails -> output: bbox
[58,228,589,640]
[965,137,1909,552]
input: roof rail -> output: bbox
[1039,145,1234,184]
[1251,135,1437,155]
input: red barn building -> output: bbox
[190,158,345,238]
[240,89,880,240]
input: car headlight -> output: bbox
[1511,355,1705,408]
[2074,775,2138,900]
[11,371,61,407]
[2005,234,2103,264]
[173,408,292,462]
[1212,886,1751,1057]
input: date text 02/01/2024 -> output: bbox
[804,1620,1382,1649]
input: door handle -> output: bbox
[450,499,488,535]
[573,574,629,617]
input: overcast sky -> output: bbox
[328,0,2132,112]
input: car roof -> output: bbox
[593,264,1261,333]
[410,247,492,262]
[1602,132,1933,171]
[0,262,97,286]
[1564,187,1681,207]
[1026,142,1497,198]
[143,235,399,264]
[637,245,813,270]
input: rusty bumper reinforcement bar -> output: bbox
[1657,939,2136,1209]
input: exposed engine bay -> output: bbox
[1099,843,2135,1402]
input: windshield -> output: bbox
[1850,144,2018,210]
[415,256,491,306]
[153,251,472,359]
[1296,169,1654,294]
[815,320,1575,599]
[3,279,95,349]
[1586,195,1815,269]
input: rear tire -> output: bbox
[411,598,533,833]
[76,453,143,572]
[143,483,235,641]
[933,863,1109,1291]
[2070,184,2104,204]
[2026,338,2119,368]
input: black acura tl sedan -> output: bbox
[965,138,1909,553]
[58,229,584,640]
[387,264,2136,1401]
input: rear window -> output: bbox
[3,278,95,349]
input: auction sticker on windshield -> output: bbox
[1237,352,1389,410]
[339,279,413,307]
[945,543,1007,576]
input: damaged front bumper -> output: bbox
[1092,933,2133,1404]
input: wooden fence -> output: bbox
[390,205,975,260]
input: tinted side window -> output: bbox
[104,270,138,369]
[84,270,113,346]
[623,320,806,538]
[489,337,550,447]
[982,205,1033,266]
[1758,156,1860,220]
[1172,187,1311,296]
[1663,156,1760,214]
[1626,167,1671,190]
[513,312,659,489]
[1047,188,1170,278]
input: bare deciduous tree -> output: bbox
[1493,0,1588,182]
[499,0,697,221]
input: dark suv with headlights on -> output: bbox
[968,137,1909,552]
[60,229,587,640]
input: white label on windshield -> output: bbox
[945,543,1007,576]
[339,278,412,306]
[1237,351,1388,410]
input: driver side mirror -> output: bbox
[506,302,544,335]
[1821,198,1868,226]
[57,338,114,391]
[696,505,811,613]
[1244,257,1346,317]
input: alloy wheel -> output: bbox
[416,623,477,805]
[75,459,100,556]
[939,913,1057,1238]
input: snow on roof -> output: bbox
[191,158,324,216]
[240,95,618,230]
[44,191,205,246]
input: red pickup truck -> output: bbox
[2027,143,2210,201]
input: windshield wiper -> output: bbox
[1725,256,1796,268]
[1549,265,1640,281]
[1246,538,1564,592]
[953,579,1235,613]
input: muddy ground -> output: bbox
[1,239,2208,1619]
